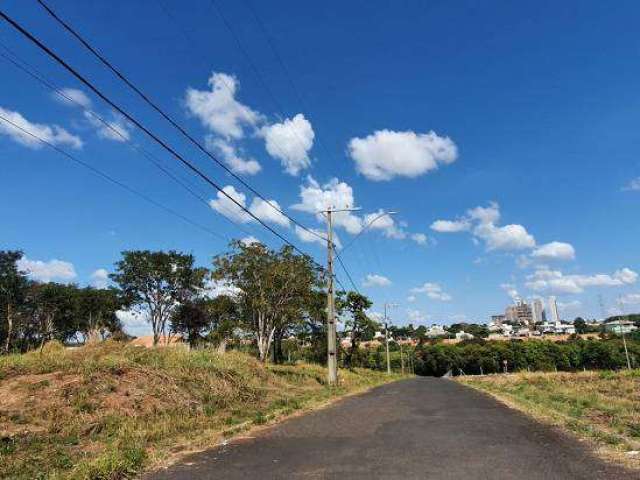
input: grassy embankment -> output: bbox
[0,341,403,479]
[459,370,640,469]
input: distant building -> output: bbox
[604,320,637,335]
[455,331,474,340]
[491,314,506,326]
[505,300,533,327]
[426,324,447,338]
[548,296,560,325]
[531,299,545,324]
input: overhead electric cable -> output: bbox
[0,44,259,241]
[0,113,229,242]
[0,9,319,258]
[34,0,327,243]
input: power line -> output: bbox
[0,8,317,258]
[0,113,229,242]
[0,43,257,241]
[334,250,360,294]
[34,0,326,244]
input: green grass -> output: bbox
[0,341,403,479]
[458,370,640,468]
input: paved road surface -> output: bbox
[146,377,634,479]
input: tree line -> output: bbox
[0,243,382,365]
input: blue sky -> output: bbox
[2,0,640,335]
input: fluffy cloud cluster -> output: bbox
[430,219,470,233]
[185,72,316,176]
[0,106,82,150]
[17,256,77,283]
[410,282,452,301]
[363,273,391,288]
[292,177,363,234]
[185,73,261,140]
[260,114,314,175]
[208,185,290,227]
[293,225,339,249]
[348,129,458,181]
[525,266,638,294]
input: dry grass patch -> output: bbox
[458,370,640,469]
[0,341,402,479]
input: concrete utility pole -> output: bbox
[325,209,338,386]
[323,206,361,386]
[617,297,632,370]
[384,302,398,374]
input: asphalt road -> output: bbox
[146,377,634,479]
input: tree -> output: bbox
[110,250,207,346]
[212,241,322,362]
[0,250,29,354]
[25,283,79,348]
[336,291,376,368]
[170,294,239,351]
[573,317,587,334]
[75,287,124,342]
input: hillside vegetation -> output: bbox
[0,341,401,479]
[459,370,640,469]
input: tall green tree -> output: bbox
[212,241,322,362]
[0,250,29,354]
[336,291,376,367]
[75,287,124,342]
[110,250,207,346]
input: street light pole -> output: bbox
[323,206,361,386]
[617,298,632,370]
[325,209,337,386]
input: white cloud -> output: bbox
[17,256,77,283]
[90,268,110,289]
[185,72,261,140]
[206,137,261,175]
[240,236,261,246]
[407,308,428,323]
[84,111,132,142]
[622,177,640,191]
[249,198,290,227]
[411,233,428,245]
[467,202,501,225]
[525,266,638,294]
[407,295,416,303]
[363,274,392,288]
[500,283,519,301]
[292,176,363,234]
[294,225,339,249]
[208,185,253,223]
[474,222,536,251]
[430,219,471,233]
[116,309,150,336]
[532,241,575,261]
[348,129,458,181]
[209,185,289,227]
[363,209,406,239]
[260,114,314,175]
[203,279,241,298]
[411,282,452,301]
[431,202,534,252]
[0,106,82,150]
[53,88,92,109]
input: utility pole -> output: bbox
[325,209,338,386]
[617,297,632,370]
[383,302,398,374]
[323,206,361,386]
